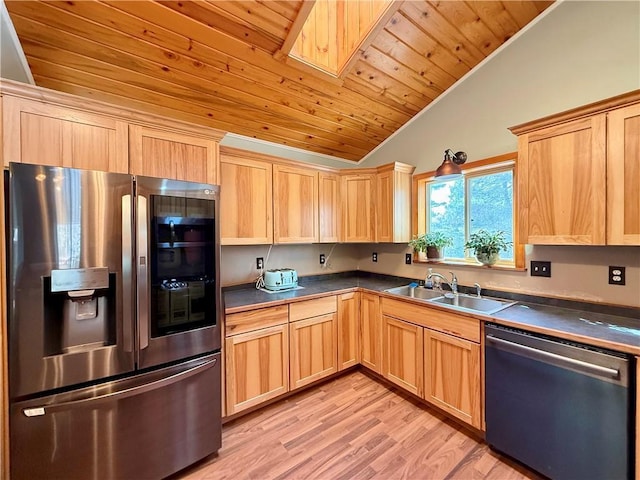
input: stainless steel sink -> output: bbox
[384,285,516,315]
[385,285,444,300]
[430,294,516,314]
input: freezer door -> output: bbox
[7,164,136,398]
[135,176,221,369]
[10,353,221,480]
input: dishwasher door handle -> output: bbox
[486,335,620,380]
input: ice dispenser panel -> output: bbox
[45,268,116,355]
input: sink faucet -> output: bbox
[427,271,458,295]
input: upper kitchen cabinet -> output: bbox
[376,163,415,243]
[341,171,376,242]
[2,95,128,173]
[273,164,319,243]
[129,125,219,184]
[511,90,640,245]
[607,103,640,245]
[0,79,226,179]
[319,172,341,243]
[219,148,273,245]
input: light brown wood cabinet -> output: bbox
[380,297,481,429]
[219,150,273,245]
[381,315,423,397]
[289,313,338,390]
[376,163,414,243]
[319,172,341,243]
[607,103,640,245]
[224,305,289,415]
[424,329,481,429]
[273,164,319,243]
[360,292,382,373]
[337,292,360,370]
[2,96,128,173]
[129,125,218,184]
[511,90,640,245]
[341,173,376,242]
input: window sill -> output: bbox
[412,258,527,272]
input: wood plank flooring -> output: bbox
[174,371,542,480]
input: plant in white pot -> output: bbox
[464,230,512,266]
[408,234,428,261]
[423,231,453,262]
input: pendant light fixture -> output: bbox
[435,149,468,181]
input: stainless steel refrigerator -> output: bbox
[6,163,222,479]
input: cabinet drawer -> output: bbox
[225,305,288,336]
[289,296,337,321]
[381,297,480,343]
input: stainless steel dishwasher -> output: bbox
[484,323,634,480]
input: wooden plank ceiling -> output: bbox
[5,0,553,161]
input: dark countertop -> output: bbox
[223,272,408,311]
[223,271,640,356]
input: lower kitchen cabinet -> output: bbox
[424,329,482,429]
[337,292,360,370]
[290,313,338,390]
[225,324,289,415]
[360,292,382,373]
[382,315,423,397]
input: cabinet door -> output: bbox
[3,96,128,172]
[607,103,640,245]
[360,292,381,373]
[424,329,481,429]
[376,169,413,243]
[225,324,289,415]
[342,173,375,242]
[289,313,337,389]
[273,164,318,243]
[129,125,218,184]
[337,292,360,370]
[319,172,341,243]
[517,115,607,244]
[219,154,273,245]
[382,315,423,397]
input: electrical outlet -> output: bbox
[256,257,264,270]
[405,253,412,265]
[319,254,326,265]
[609,266,626,285]
[372,252,378,262]
[531,261,551,277]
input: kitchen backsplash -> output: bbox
[220,244,360,286]
[221,243,639,308]
[355,244,640,308]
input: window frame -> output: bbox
[412,152,525,270]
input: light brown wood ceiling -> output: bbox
[5,0,553,161]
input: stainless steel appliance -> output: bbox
[6,163,222,479]
[485,323,633,480]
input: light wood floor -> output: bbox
[175,371,542,480]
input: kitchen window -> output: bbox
[414,152,524,269]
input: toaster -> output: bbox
[263,268,298,291]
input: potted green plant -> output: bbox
[408,233,428,261]
[464,230,512,266]
[423,231,453,262]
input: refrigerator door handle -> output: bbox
[22,357,218,417]
[137,194,149,351]
[122,194,134,352]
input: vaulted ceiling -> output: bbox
[5,1,553,161]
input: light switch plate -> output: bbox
[531,261,551,277]
[319,254,326,265]
[405,253,412,265]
